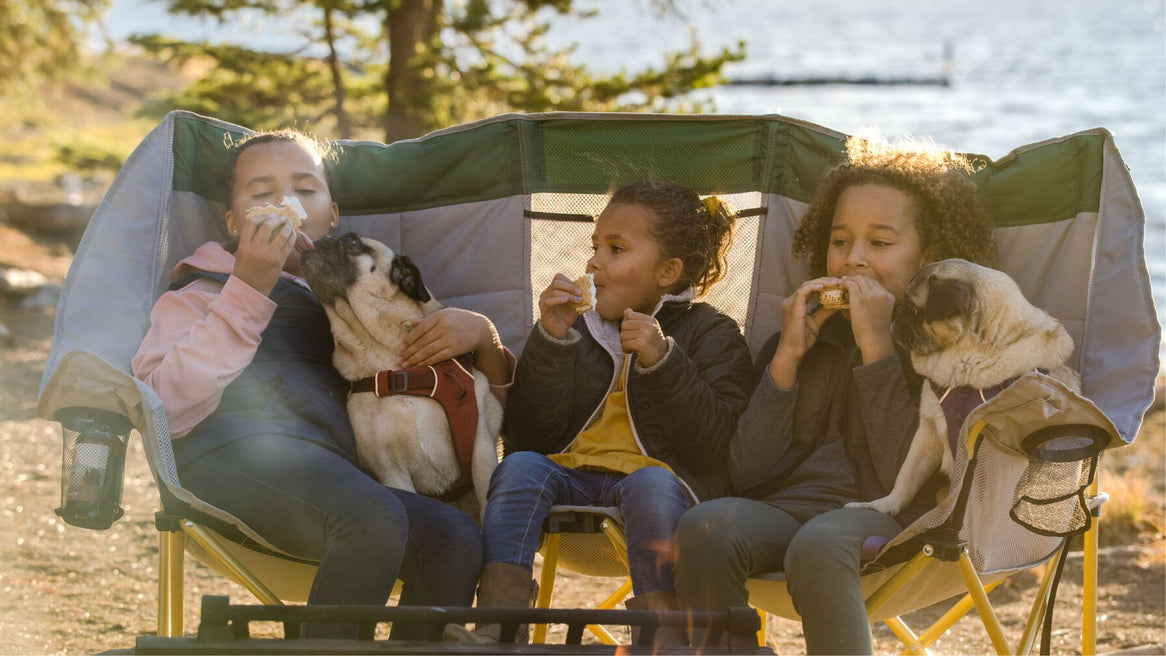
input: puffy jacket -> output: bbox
[503,294,754,502]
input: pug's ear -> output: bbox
[924,275,973,324]
[390,255,432,303]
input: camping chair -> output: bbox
[37,111,1158,649]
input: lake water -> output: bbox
[104,0,1166,366]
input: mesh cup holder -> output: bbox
[1009,424,1108,538]
[55,407,133,530]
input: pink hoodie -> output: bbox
[131,242,286,437]
[132,241,515,439]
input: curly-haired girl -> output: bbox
[445,180,754,648]
[675,136,996,654]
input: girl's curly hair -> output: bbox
[792,136,996,275]
[609,180,737,297]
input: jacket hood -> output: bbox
[172,242,236,280]
[171,242,303,287]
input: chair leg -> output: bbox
[532,534,561,644]
[916,580,1003,650]
[181,520,284,605]
[955,551,1011,655]
[1014,550,1066,656]
[1083,479,1102,656]
[157,522,185,637]
[883,616,926,655]
[865,551,931,616]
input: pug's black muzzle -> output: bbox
[299,234,362,306]
[892,301,928,352]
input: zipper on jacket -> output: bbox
[568,300,701,503]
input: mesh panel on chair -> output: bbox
[1009,426,1106,538]
[529,193,602,323]
[554,533,630,578]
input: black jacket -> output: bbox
[503,297,754,502]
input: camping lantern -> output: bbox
[55,407,133,530]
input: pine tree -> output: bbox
[133,0,745,140]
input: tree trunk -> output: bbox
[321,3,351,139]
[384,0,441,142]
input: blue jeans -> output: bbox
[482,451,693,595]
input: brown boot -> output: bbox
[626,589,689,649]
[443,562,538,644]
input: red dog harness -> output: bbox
[350,357,479,501]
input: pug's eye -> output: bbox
[342,234,360,247]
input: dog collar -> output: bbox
[931,369,1044,455]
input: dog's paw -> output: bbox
[846,497,902,516]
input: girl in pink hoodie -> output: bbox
[132,129,511,639]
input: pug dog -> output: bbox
[847,259,1081,516]
[300,233,502,518]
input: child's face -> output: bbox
[226,140,338,244]
[826,183,927,303]
[586,203,676,319]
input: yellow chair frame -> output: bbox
[532,418,1112,655]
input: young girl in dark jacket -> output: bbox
[446,180,753,646]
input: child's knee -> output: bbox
[784,525,862,581]
[623,465,685,496]
[675,501,739,561]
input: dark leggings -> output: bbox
[180,434,483,639]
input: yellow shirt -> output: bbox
[549,356,673,476]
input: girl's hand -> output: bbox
[620,309,668,367]
[232,212,297,295]
[840,276,896,364]
[402,307,497,367]
[769,277,840,389]
[402,307,511,385]
[538,273,583,340]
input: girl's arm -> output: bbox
[131,276,275,437]
[727,331,800,492]
[398,307,517,403]
[853,353,921,493]
[502,322,581,453]
[842,274,919,493]
[629,311,753,472]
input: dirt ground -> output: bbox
[1,223,1164,655]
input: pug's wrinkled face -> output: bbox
[892,259,979,355]
[300,232,430,307]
